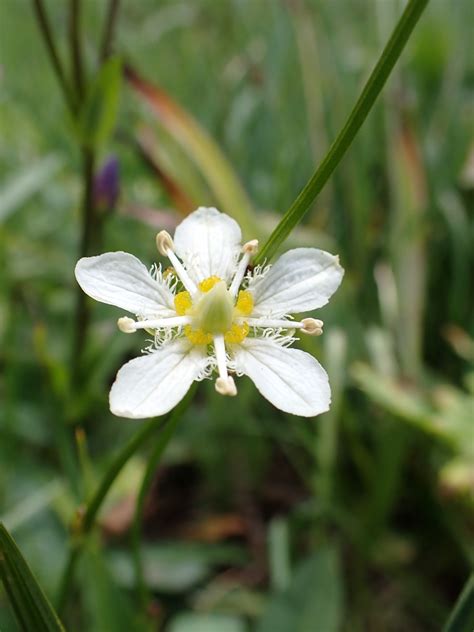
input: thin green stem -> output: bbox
[69,0,84,100]
[31,0,77,114]
[99,0,120,62]
[131,407,186,609]
[56,389,195,615]
[72,147,96,385]
[255,0,429,265]
[442,574,474,632]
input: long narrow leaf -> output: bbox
[80,56,121,150]
[255,0,429,264]
[125,66,257,236]
[0,155,63,223]
[0,523,65,632]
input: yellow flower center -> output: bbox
[173,276,253,345]
[174,291,192,315]
[235,290,253,316]
[198,276,221,293]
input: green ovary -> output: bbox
[194,281,234,334]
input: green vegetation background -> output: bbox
[0,0,472,630]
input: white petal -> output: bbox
[109,339,208,419]
[248,248,344,317]
[75,252,175,317]
[173,207,242,283]
[233,337,330,417]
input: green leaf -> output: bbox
[125,67,257,237]
[167,613,248,632]
[257,547,343,632]
[0,523,65,632]
[108,541,246,594]
[443,574,474,632]
[80,56,121,149]
[0,155,63,223]
[81,539,150,632]
[255,0,429,264]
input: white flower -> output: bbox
[75,207,344,419]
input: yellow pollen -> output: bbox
[224,322,250,344]
[235,290,254,316]
[184,325,213,345]
[174,291,192,315]
[199,276,222,293]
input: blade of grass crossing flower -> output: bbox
[443,574,474,632]
[0,523,66,631]
[255,0,430,265]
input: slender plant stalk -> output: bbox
[99,0,120,62]
[56,389,194,614]
[131,409,185,609]
[443,574,474,632]
[72,147,96,384]
[69,0,84,100]
[31,0,77,114]
[255,0,430,265]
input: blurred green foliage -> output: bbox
[0,0,473,631]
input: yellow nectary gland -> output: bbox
[198,276,221,293]
[174,276,251,345]
[184,325,213,345]
[224,323,249,344]
[235,290,254,315]
[174,291,192,315]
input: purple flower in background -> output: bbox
[93,156,120,211]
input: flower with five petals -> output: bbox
[75,207,344,418]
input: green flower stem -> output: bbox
[56,389,195,615]
[255,0,429,265]
[131,401,190,610]
[31,0,77,114]
[99,0,121,62]
[69,0,84,101]
[72,146,97,385]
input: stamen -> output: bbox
[156,231,174,256]
[156,230,198,296]
[213,334,237,396]
[117,317,137,333]
[239,317,323,335]
[117,315,190,333]
[301,318,324,336]
[216,376,237,396]
[229,239,259,298]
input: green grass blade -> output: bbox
[0,523,66,631]
[443,574,474,632]
[255,0,429,264]
[80,56,121,150]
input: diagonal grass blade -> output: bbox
[0,523,66,631]
[255,0,429,264]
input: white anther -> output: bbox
[301,318,323,336]
[229,238,259,298]
[242,239,259,255]
[156,230,175,256]
[156,230,197,295]
[215,376,237,397]
[117,317,137,333]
